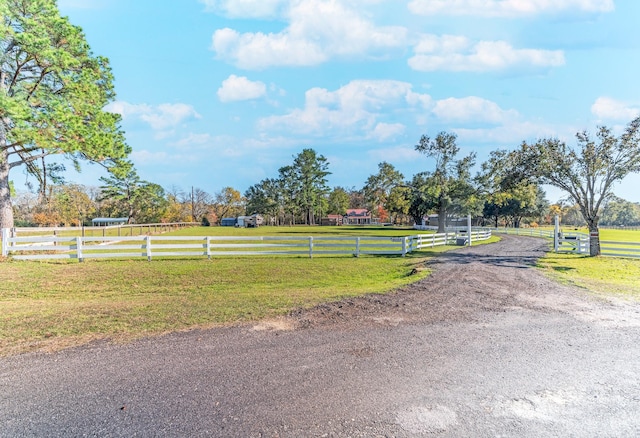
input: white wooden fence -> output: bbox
[488,227,640,258]
[600,241,640,259]
[488,227,590,254]
[1,228,492,261]
[10,222,199,238]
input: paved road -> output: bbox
[1,236,639,437]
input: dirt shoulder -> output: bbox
[1,235,639,437]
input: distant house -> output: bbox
[322,214,344,226]
[344,209,372,225]
[220,217,237,227]
[91,217,128,226]
[425,214,468,228]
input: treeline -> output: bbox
[11,138,638,229]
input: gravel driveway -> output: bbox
[1,235,639,437]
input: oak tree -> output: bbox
[519,117,640,255]
[415,132,477,233]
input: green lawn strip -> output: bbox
[527,227,640,298]
[537,251,640,299]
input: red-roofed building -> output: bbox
[344,209,372,225]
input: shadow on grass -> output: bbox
[551,266,576,272]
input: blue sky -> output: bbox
[49,0,640,203]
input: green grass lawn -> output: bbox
[0,226,498,356]
[3,223,637,357]
[537,227,640,299]
[0,254,429,356]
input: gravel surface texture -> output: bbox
[1,235,640,437]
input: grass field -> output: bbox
[2,224,638,357]
[537,227,640,299]
[557,227,640,243]
[0,226,498,356]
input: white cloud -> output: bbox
[217,75,267,102]
[369,123,406,142]
[130,150,171,164]
[170,133,214,149]
[433,96,519,124]
[409,35,565,72]
[454,121,560,144]
[591,97,640,122]
[408,0,614,17]
[200,0,288,18]
[369,146,421,163]
[106,101,201,131]
[258,80,430,137]
[211,0,407,69]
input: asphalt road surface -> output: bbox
[1,235,639,437]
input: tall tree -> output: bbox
[1,0,129,229]
[408,171,438,225]
[363,162,404,216]
[213,186,244,223]
[479,149,546,228]
[415,132,477,233]
[279,149,330,225]
[347,186,366,209]
[98,161,166,224]
[518,117,640,255]
[600,196,640,226]
[327,186,350,215]
[245,178,282,225]
[53,183,95,226]
[188,187,213,223]
[386,185,412,224]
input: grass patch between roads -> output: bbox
[1,226,498,356]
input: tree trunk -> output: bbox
[588,223,601,257]
[0,148,14,230]
[437,200,446,234]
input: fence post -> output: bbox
[554,215,559,253]
[146,235,152,261]
[206,236,211,260]
[76,236,84,262]
[1,228,8,257]
[355,237,360,258]
[467,214,472,246]
[308,236,313,258]
[401,237,407,257]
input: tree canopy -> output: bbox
[414,132,478,232]
[517,116,640,255]
[99,161,167,224]
[1,0,130,228]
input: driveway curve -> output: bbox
[1,235,639,437]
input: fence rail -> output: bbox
[1,229,492,261]
[489,227,640,258]
[600,240,640,259]
[7,222,199,238]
